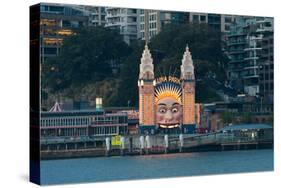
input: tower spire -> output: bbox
[181,44,194,80]
[139,44,154,80]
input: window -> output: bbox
[264,22,272,27]
[225,25,230,31]
[200,15,206,22]
[78,21,83,27]
[62,20,70,27]
[193,15,199,22]
[225,17,232,23]
[41,5,49,12]
[49,6,64,13]
[40,19,57,27]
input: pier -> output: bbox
[41,124,273,159]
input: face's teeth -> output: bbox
[159,124,179,128]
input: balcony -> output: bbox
[243,66,259,70]
[244,56,259,61]
[227,40,246,46]
[229,59,244,63]
[256,18,273,23]
[106,13,121,18]
[105,22,122,27]
[243,75,259,79]
[244,47,262,51]
[256,27,273,32]
[227,32,247,37]
[120,31,137,36]
[228,49,245,54]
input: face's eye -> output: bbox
[159,108,166,113]
[172,108,178,113]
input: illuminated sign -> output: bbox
[111,135,121,146]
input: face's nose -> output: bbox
[164,110,173,122]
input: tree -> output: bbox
[113,40,145,107]
[42,26,132,92]
[150,23,228,81]
[220,111,233,125]
[114,23,227,106]
[42,22,229,108]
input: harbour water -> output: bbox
[40,149,273,185]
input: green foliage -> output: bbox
[42,26,131,92]
[150,23,228,80]
[113,41,145,107]
[42,23,228,108]
[220,111,234,125]
[196,81,222,103]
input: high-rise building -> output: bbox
[105,8,140,45]
[256,18,274,103]
[226,16,273,100]
[74,5,106,26]
[84,6,106,26]
[40,3,107,64]
[187,13,235,32]
[139,10,187,41]
[40,3,89,64]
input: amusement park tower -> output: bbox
[180,45,196,132]
[138,44,196,134]
[138,44,156,134]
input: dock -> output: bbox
[41,130,273,160]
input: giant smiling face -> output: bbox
[156,97,182,129]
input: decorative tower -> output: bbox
[138,44,156,134]
[180,45,196,133]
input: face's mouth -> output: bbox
[159,124,180,129]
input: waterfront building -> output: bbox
[105,7,139,45]
[89,112,128,136]
[201,101,273,131]
[119,110,139,135]
[40,103,128,138]
[226,16,273,100]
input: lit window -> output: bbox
[40,19,57,27]
[43,38,63,45]
[56,29,74,36]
